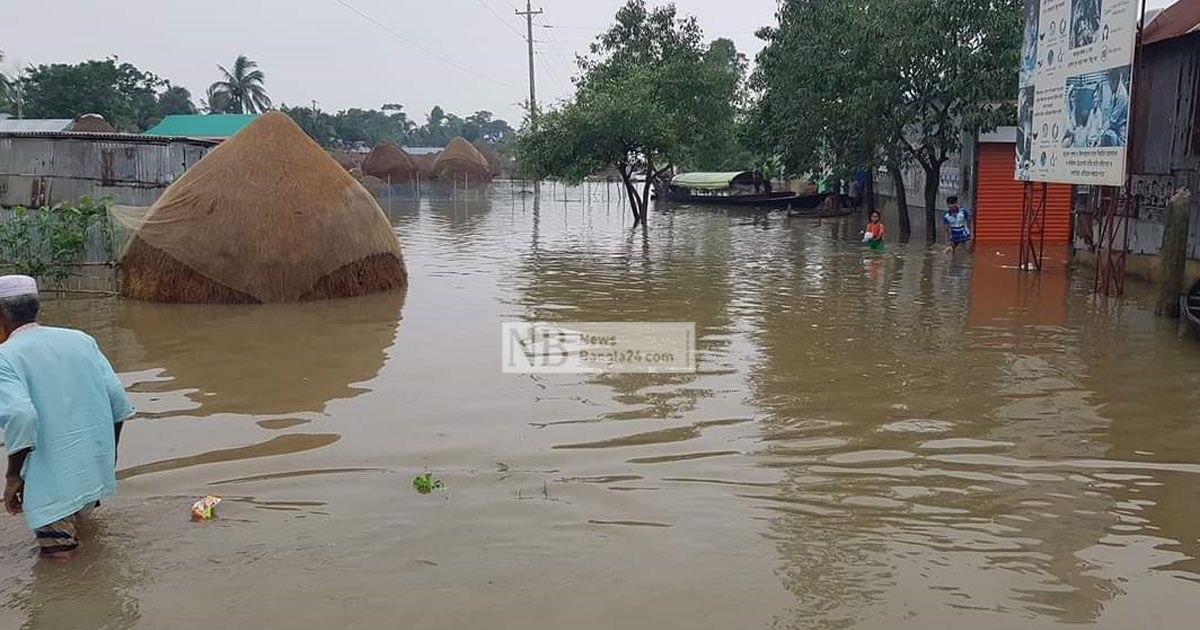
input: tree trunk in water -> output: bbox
[1157,188,1193,318]
[640,168,655,228]
[619,171,643,226]
[888,166,911,238]
[922,162,943,243]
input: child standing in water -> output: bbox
[943,195,972,251]
[862,210,885,250]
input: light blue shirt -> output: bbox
[0,326,133,529]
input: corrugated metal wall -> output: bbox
[0,134,211,208]
[975,143,1072,244]
[0,134,213,292]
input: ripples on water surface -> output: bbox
[2,184,1199,629]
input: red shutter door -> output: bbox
[975,143,1072,244]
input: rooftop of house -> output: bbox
[142,114,259,139]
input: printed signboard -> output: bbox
[1016,0,1138,186]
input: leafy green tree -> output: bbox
[462,110,511,143]
[17,58,164,131]
[281,105,337,145]
[752,0,1018,240]
[208,55,271,114]
[518,0,744,226]
[889,0,1019,240]
[331,107,410,146]
[157,85,197,115]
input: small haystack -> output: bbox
[70,114,116,133]
[413,153,439,180]
[121,111,407,303]
[361,141,417,184]
[330,150,360,171]
[433,137,491,182]
[360,175,389,196]
[472,140,502,177]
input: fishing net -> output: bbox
[361,141,416,183]
[114,112,407,303]
[433,137,491,181]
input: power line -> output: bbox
[534,51,570,96]
[333,0,519,88]
[473,0,525,40]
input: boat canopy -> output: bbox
[671,171,753,190]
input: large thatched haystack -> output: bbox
[361,141,416,183]
[413,153,439,180]
[433,137,491,181]
[472,140,502,177]
[121,112,407,303]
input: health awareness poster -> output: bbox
[1016,0,1138,185]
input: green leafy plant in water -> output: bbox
[0,196,111,286]
[412,471,444,495]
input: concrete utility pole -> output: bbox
[516,0,543,126]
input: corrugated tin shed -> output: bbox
[0,118,74,133]
[1144,0,1200,45]
[142,114,258,139]
[403,146,443,156]
[1,132,218,208]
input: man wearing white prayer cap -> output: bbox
[0,275,133,558]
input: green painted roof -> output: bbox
[671,171,751,190]
[143,114,258,138]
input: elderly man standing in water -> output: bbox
[0,275,133,559]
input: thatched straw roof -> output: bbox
[413,153,438,179]
[71,114,116,133]
[330,150,359,171]
[120,112,407,303]
[472,140,502,177]
[360,175,389,196]
[433,137,491,181]
[361,141,417,182]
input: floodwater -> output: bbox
[2,183,1199,629]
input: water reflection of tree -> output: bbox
[508,210,735,418]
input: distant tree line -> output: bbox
[280,103,514,150]
[0,51,513,148]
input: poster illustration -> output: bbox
[1015,0,1139,185]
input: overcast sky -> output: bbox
[0,0,1180,125]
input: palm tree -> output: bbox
[201,84,233,114]
[208,55,271,114]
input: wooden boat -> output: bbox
[1183,279,1200,340]
[662,189,825,209]
[659,171,824,210]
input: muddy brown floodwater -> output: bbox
[2,184,1199,629]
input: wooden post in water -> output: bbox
[1157,188,1193,317]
